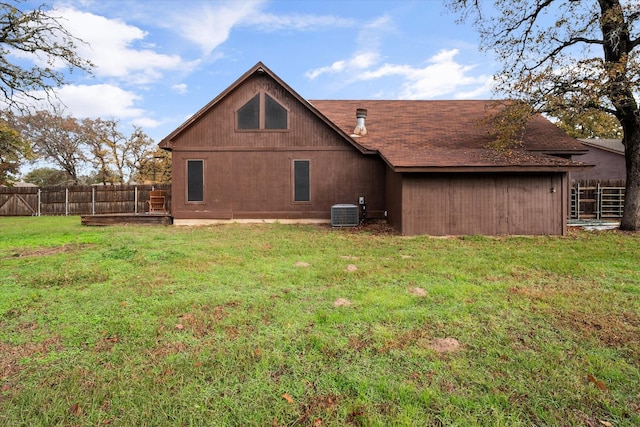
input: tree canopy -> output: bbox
[449,0,640,230]
[0,118,29,184]
[14,111,161,185]
[0,1,92,183]
[0,1,92,110]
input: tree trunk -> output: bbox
[620,128,640,230]
[598,0,639,231]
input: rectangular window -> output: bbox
[293,160,310,202]
[187,160,204,202]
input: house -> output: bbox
[159,62,588,236]
[572,139,625,182]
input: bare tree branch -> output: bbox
[0,2,93,111]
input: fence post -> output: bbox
[135,186,138,214]
[92,187,95,215]
[37,188,41,216]
[596,183,601,220]
[576,183,580,220]
[65,187,69,216]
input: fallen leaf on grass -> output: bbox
[312,418,322,426]
[599,420,612,427]
[69,403,83,416]
[587,374,608,391]
[282,393,294,403]
[175,323,184,330]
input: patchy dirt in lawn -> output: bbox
[409,287,427,297]
[507,283,640,359]
[9,243,95,258]
[333,298,351,307]
[422,337,462,353]
[294,261,311,268]
[345,265,358,273]
[554,310,640,358]
[0,334,64,395]
[317,220,399,235]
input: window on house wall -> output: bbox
[187,160,204,202]
[265,94,287,129]
[237,92,288,130]
[237,94,260,129]
[293,160,310,202]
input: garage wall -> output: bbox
[400,173,567,236]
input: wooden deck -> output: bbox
[81,213,173,226]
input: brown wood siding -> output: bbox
[385,167,403,231]
[175,73,352,150]
[170,149,386,220]
[169,72,386,221]
[400,173,566,236]
[571,147,626,181]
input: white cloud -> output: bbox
[172,83,188,95]
[55,84,144,119]
[131,116,162,129]
[394,49,493,99]
[247,12,355,31]
[309,48,493,99]
[306,52,381,79]
[170,1,263,56]
[55,7,196,83]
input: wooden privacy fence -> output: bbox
[0,184,171,216]
[571,180,625,220]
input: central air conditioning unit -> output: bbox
[331,204,359,227]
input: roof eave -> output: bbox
[529,148,589,156]
[391,164,593,173]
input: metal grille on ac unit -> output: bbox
[331,204,359,227]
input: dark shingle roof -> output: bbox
[579,139,625,154]
[311,100,587,170]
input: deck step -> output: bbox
[81,214,172,226]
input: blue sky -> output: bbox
[18,0,497,144]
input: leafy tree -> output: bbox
[23,166,68,186]
[555,110,623,139]
[16,110,89,183]
[0,118,30,184]
[0,1,92,110]
[134,147,171,184]
[84,119,155,184]
[449,0,640,231]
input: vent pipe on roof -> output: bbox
[352,108,367,137]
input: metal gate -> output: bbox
[571,182,625,220]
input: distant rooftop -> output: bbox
[579,139,624,154]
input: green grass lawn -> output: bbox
[0,216,639,426]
